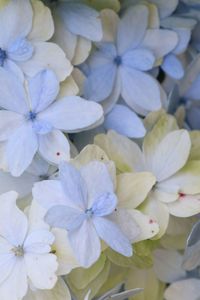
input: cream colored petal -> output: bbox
[100,9,119,42]
[29,0,54,42]
[116,172,156,209]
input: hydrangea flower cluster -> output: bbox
[1,0,200,299]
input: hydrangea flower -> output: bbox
[0,0,72,81]
[0,191,58,300]
[0,68,103,176]
[33,161,133,267]
[83,5,178,134]
[95,113,200,237]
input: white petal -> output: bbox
[59,162,87,209]
[20,42,73,81]
[129,209,159,242]
[24,277,71,300]
[0,260,28,300]
[25,253,58,289]
[121,66,161,112]
[0,169,36,198]
[164,279,200,300]
[24,229,54,254]
[80,161,114,208]
[6,123,38,176]
[105,104,146,138]
[0,191,28,246]
[28,69,59,113]
[28,0,54,42]
[93,216,132,256]
[141,29,178,59]
[39,96,103,132]
[0,0,32,47]
[167,194,200,217]
[58,3,102,41]
[153,249,186,283]
[33,180,68,210]
[0,111,23,141]
[142,194,170,238]
[149,130,191,182]
[68,219,101,268]
[38,130,70,165]
[0,244,15,285]
[117,5,148,54]
[0,68,27,113]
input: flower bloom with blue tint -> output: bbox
[0,68,103,176]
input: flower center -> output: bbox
[26,111,37,121]
[114,55,122,66]
[0,48,6,66]
[85,208,94,217]
[12,245,24,257]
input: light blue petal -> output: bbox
[185,73,200,101]
[58,3,102,41]
[92,192,117,217]
[88,43,116,69]
[161,17,195,55]
[68,219,101,267]
[123,48,155,71]
[84,63,117,102]
[150,0,178,18]
[0,68,27,113]
[32,120,53,135]
[59,162,88,210]
[7,38,34,62]
[28,69,59,113]
[162,54,184,79]
[121,66,161,112]
[93,216,132,257]
[117,5,148,55]
[6,123,38,176]
[104,104,146,138]
[45,205,85,231]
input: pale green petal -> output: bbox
[94,131,144,172]
[143,114,178,173]
[116,172,156,209]
[86,0,120,12]
[189,131,200,161]
[148,4,160,29]
[67,254,106,290]
[66,259,111,300]
[146,130,191,182]
[125,268,165,300]
[152,188,178,204]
